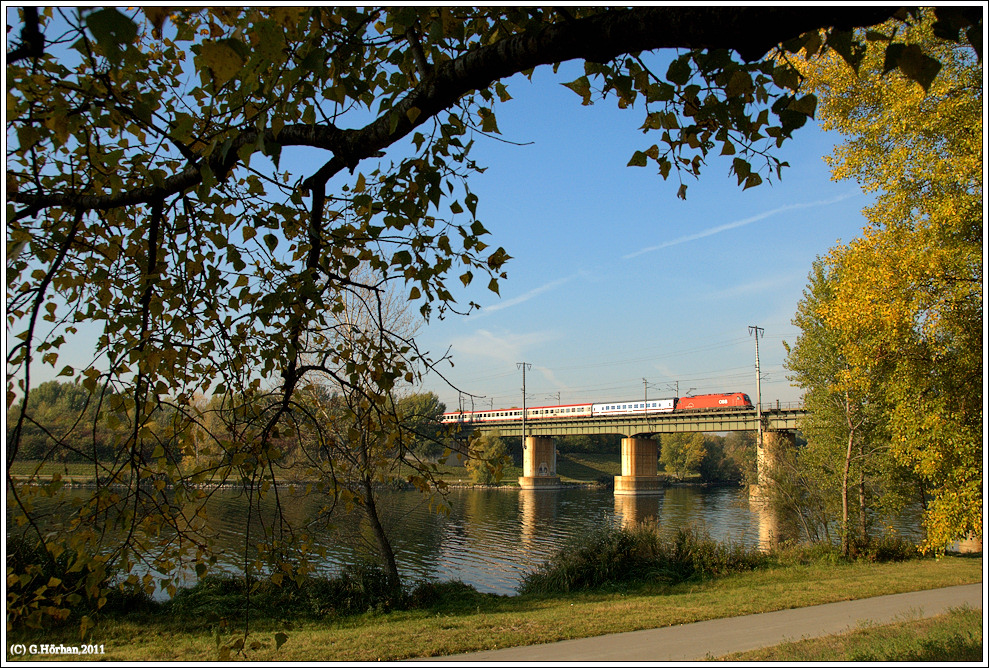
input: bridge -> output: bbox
[455,405,808,496]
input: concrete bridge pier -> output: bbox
[749,430,796,501]
[614,437,664,495]
[518,436,563,489]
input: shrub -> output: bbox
[517,524,767,596]
[6,535,155,631]
[849,533,921,563]
[165,562,415,620]
[407,579,486,610]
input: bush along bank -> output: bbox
[6,524,932,635]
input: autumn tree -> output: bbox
[465,430,510,485]
[660,432,707,479]
[795,9,982,553]
[5,6,979,630]
[784,261,916,554]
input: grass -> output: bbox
[5,553,981,662]
[716,606,983,662]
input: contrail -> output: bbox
[481,274,577,314]
[622,192,857,260]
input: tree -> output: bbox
[695,434,745,484]
[660,432,706,479]
[465,430,510,485]
[784,261,915,554]
[794,9,982,553]
[6,6,979,630]
[395,392,447,460]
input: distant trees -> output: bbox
[556,434,623,454]
[465,430,510,485]
[395,392,448,460]
[7,380,113,462]
[659,432,751,484]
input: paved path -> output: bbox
[430,583,984,662]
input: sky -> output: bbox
[7,14,878,414]
[408,61,873,414]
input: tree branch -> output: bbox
[9,6,901,217]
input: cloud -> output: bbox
[449,328,560,364]
[705,272,806,300]
[622,192,857,260]
[535,365,571,395]
[479,274,579,315]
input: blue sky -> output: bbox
[9,18,875,414]
[412,61,872,413]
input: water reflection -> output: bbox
[7,484,925,597]
[614,494,660,527]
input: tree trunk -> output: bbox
[858,440,867,542]
[360,474,401,591]
[841,421,854,557]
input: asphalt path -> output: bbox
[427,583,984,662]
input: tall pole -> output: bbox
[517,362,531,447]
[749,325,764,451]
[643,378,648,413]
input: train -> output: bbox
[440,392,753,424]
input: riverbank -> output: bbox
[5,452,678,489]
[5,553,981,662]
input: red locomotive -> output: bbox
[675,392,753,411]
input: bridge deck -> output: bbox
[450,408,806,438]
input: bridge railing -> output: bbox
[757,401,804,412]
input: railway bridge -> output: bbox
[458,405,807,495]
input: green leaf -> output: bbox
[666,56,692,86]
[743,173,763,190]
[200,40,248,86]
[788,94,817,117]
[627,150,648,167]
[274,633,289,651]
[887,44,942,92]
[86,8,137,66]
[562,76,593,105]
[725,70,754,98]
[479,108,499,134]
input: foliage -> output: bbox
[783,261,917,553]
[165,563,406,621]
[794,10,982,553]
[5,535,155,633]
[161,567,488,623]
[5,5,979,632]
[6,380,118,462]
[660,432,747,483]
[395,392,448,459]
[465,430,510,485]
[659,433,706,478]
[555,434,623,454]
[517,525,765,595]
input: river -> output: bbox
[7,484,925,597]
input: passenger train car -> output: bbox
[440,392,752,424]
